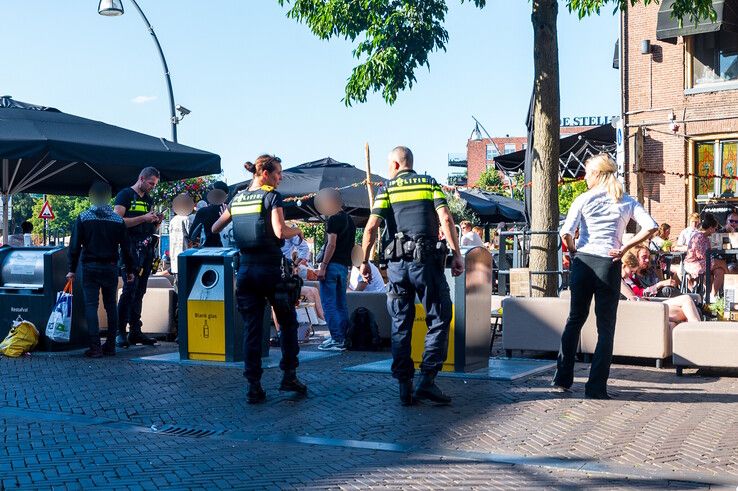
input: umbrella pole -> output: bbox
[1,193,8,245]
[2,158,7,245]
[365,142,380,261]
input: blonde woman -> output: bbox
[552,154,658,400]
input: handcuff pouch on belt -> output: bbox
[274,257,303,307]
[384,233,448,267]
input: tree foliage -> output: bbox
[30,195,89,238]
[558,179,588,217]
[476,169,525,201]
[277,0,713,106]
[445,191,479,225]
[10,193,35,233]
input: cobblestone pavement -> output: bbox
[2,337,738,489]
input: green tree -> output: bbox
[276,0,713,296]
[558,179,588,217]
[10,193,36,233]
[476,168,506,195]
[446,191,479,225]
[30,195,89,240]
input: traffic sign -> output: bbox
[38,201,55,220]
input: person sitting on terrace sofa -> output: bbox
[683,213,727,297]
[631,244,680,298]
[621,251,701,328]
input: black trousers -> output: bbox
[236,262,299,383]
[81,263,119,347]
[386,259,453,381]
[118,244,153,336]
[553,253,621,396]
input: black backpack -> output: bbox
[346,307,381,351]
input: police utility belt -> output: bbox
[384,233,448,263]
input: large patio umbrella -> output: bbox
[230,157,387,221]
[0,96,221,241]
[456,189,525,224]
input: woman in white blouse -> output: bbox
[552,154,658,400]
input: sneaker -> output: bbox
[318,336,334,348]
[115,334,130,349]
[319,339,346,352]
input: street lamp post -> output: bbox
[470,115,515,199]
[98,0,182,142]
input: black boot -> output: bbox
[414,373,451,405]
[399,380,415,406]
[279,369,307,395]
[247,382,266,404]
[128,331,156,346]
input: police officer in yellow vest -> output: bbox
[213,155,307,405]
[361,146,464,406]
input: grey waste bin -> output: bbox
[0,246,86,351]
[178,248,271,362]
[449,246,493,372]
[410,246,492,372]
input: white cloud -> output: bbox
[131,95,157,104]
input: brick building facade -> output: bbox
[624,1,738,229]
[465,127,594,187]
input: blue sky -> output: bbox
[1,1,619,185]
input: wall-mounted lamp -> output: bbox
[641,40,652,55]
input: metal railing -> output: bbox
[495,229,564,295]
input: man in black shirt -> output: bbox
[67,181,135,358]
[114,167,162,348]
[317,188,356,352]
[189,180,229,248]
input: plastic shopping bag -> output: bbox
[45,280,73,343]
[0,317,39,357]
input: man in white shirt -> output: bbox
[348,262,385,292]
[674,212,700,251]
[459,220,483,247]
[281,232,310,265]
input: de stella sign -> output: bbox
[560,115,615,127]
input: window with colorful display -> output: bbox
[695,140,738,200]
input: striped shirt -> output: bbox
[371,170,448,239]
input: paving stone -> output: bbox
[1,340,737,488]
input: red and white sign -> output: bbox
[38,201,55,220]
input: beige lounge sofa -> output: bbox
[502,297,574,355]
[502,297,671,367]
[580,300,670,367]
[97,275,176,338]
[303,280,391,339]
[673,322,738,375]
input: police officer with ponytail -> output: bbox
[212,155,307,404]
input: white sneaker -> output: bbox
[320,339,346,352]
[319,336,334,348]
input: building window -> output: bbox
[695,140,738,199]
[486,144,499,160]
[504,143,516,154]
[522,143,527,150]
[691,30,738,86]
